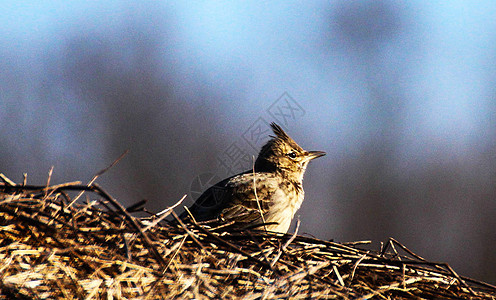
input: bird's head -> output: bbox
[255,123,326,181]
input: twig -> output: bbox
[389,238,400,260]
[190,219,273,270]
[170,209,207,252]
[126,199,147,212]
[44,166,54,198]
[246,230,274,271]
[390,237,426,261]
[270,218,300,268]
[444,263,477,296]
[91,183,167,266]
[0,173,16,186]
[145,235,188,299]
[252,156,267,232]
[342,240,372,246]
[67,150,128,208]
[143,195,186,232]
[332,264,345,287]
[348,251,370,285]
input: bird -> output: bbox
[181,122,325,234]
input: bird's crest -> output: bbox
[268,122,303,151]
[269,122,290,141]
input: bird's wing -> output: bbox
[219,172,279,224]
[182,171,279,226]
[180,182,230,221]
[181,172,251,221]
[219,203,262,223]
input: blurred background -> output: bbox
[1,1,495,283]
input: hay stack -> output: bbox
[1,175,495,299]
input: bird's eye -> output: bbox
[287,151,297,159]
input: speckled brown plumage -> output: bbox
[182,123,325,233]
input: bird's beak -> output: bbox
[305,151,326,161]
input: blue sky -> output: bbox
[3,1,496,148]
[3,1,496,191]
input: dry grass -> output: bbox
[0,174,495,299]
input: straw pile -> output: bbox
[1,174,495,299]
